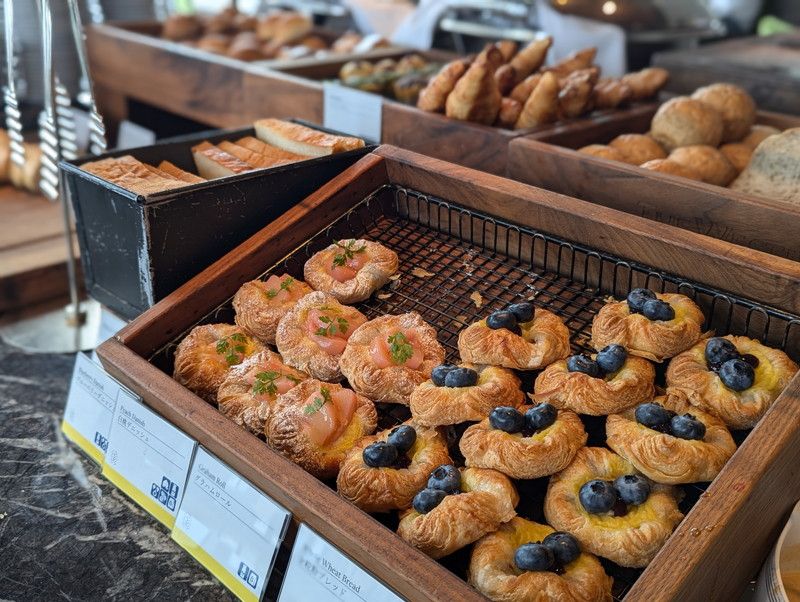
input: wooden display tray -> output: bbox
[97,146,800,602]
[507,107,800,260]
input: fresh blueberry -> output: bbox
[627,288,657,313]
[719,358,755,391]
[444,367,479,388]
[486,310,520,333]
[514,543,553,572]
[579,479,617,514]
[412,488,447,514]
[613,474,651,506]
[634,402,675,430]
[431,364,457,387]
[542,532,581,566]
[362,442,398,468]
[670,413,706,440]
[566,354,602,378]
[489,406,525,433]
[508,302,534,323]
[525,403,557,432]
[642,299,675,321]
[705,338,740,370]
[596,344,627,374]
[427,464,461,494]
[741,353,760,368]
[387,425,417,453]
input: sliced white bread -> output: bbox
[81,155,185,195]
[217,140,284,169]
[253,118,364,158]
[157,160,205,183]
[191,141,253,179]
[235,136,310,164]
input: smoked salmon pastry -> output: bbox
[303,238,399,304]
[338,313,445,405]
[458,302,571,370]
[275,291,367,382]
[232,273,313,345]
[591,288,705,362]
[409,363,524,427]
[398,466,519,559]
[336,422,451,512]
[665,335,798,429]
[459,404,587,480]
[216,349,309,436]
[468,517,613,602]
[173,323,264,403]
[606,391,736,484]
[544,447,683,568]
[265,379,377,479]
[532,345,655,416]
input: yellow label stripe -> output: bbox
[102,464,176,529]
[61,420,104,465]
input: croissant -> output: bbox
[545,47,597,79]
[417,58,469,113]
[232,274,313,345]
[494,40,518,63]
[621,67,669,101]
[445,46,503,125]
[593,78,633,110]
[514,71,560,130]
[495,97,523,129]
[509,36,552,84]
[509,73,542,104]
[558,68,599,119]
[494,64,517,96]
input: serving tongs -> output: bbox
[3,0,25,169]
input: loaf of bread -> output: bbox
[82,155,186,195]
[158,160,205,184]
[191,141,253,179]
[730,128,800,204]
[254,118,365,157]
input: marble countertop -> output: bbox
[0,340,234,601]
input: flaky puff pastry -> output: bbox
[275,291,367,382]
[533,355,655,416]
[339,313,445,404]
[265,379,377,479]
[544,447,683,568]
[216,349,308,436]
[458,309,570,370]
[304,239,399,304]
[410,364,524,426]
[232,274,313,345]
[398,467,519,559]
[606,391,736,484]
[665,336,798,429]
[460,409,587,479]
[591,293,705,362]
[336,422,451,512]
[173,324,265,403]
[469,517,613,602]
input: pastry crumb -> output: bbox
[377,293,392,300]
[604,295,616,303]
[469,291,484,308]
[411,267,435,278]
[388,274,401,281]
[453,314,468,327]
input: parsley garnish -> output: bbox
[216,332,248,366]
[265,276,294,299]
[252,370,302,396]
[303,386,332,415]
[315,315,349,337]
[388,332,414,364]
[332,240,366,267]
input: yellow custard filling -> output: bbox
[506,521,594,574]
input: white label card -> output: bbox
[117,120,157,149]
[279,524,404,602]
[62,352,129,464]
[172,447,291,602]
[323,81,382,144]
[102,393,197,529]
[91,306,129,363]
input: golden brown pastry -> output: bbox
[691,83,757,143]
[544,447,683,568]
[196,33,231,54]
[606,391,736,484]
[227,31,264,61]
[162,14,202,41]
[303,239,398,304]
[509,73,542,104]
[591,291,705,362]
[719,142,753,173]
[446,46,503,125]
[577,144,626,162]
[741,124,780,149]
[495,64,517,96]
[410,364,524,426]
[469,517,613,602]
[265,379,377,478]
[668,145,737,187]
[275,291,367,382]
[232,273,313,345]
[338,313,445,405]
[217,349,308,435]
[639,158,704,181]
[650,96,724,152]
[496,97,523,129]
[417,58,469,113]
[173,324,264,403]
[620,67,669,101]
[397,467,518,559]
[608,134,666,165]
[509,37,552,83]
[592,77,633,110]
[460,405,587,479]
[495,40,519,63]
[336,422,451,512]
[514,71,560,130]
[458,307,570,370]
[665,335,798,429]
[544,47,597,79]
[558,68,598,119]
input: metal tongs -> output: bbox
[3,0,25,169]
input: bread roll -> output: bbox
[578,144,625,162]
[741,125,781,150]
[162,14,202,41]
[691,83,757,143]
[196,33,230,54]
[719,143,753,173]
[730,128,800,203]
[640,158,703,181]
[668,145,737,186]
[650,96,724,151]
[609,133,666,165]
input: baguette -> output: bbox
[217,140,292,169]
[157,160,205,183]
[253,118,364,157]
[191,141,253,179]
[81,155,186,195]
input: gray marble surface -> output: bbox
[0,340,234,601]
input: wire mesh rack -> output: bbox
[151,183,800,599]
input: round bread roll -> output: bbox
[691,83,757,143]
[650,97,724,151]
[719,142,753,173]
[668,145,737,187]
[227,32,263,61]
[162,14,202,41]
[640,158,703,181]
[577,144,625,162]
[741,124,781,150]
[609,133,666,165]
[196,33,231,54]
